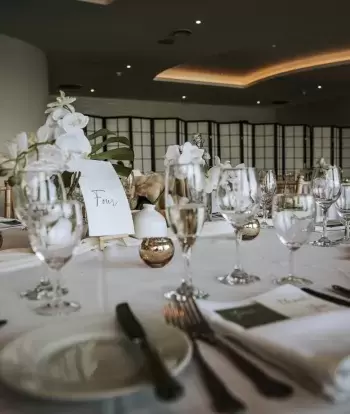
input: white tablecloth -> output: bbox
[0,228,350,414]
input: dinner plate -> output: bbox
[0,314,192,401]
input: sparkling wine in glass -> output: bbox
[27,201,83,316]
[12,170,68,300]
[311,165,341,247]
[259,169,276,228]
[165,163,207,301]
[216,167,261,285]
[335,184,350,244]
[272,194,316,285]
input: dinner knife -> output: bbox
[331,285,350,299]
[301,288,350,307]
[116,303,184,401]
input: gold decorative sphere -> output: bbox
[242,219,260,241]
[139,237,175,268]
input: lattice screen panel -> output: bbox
[254,124,275,170]
[313,127,332,165]
[341,128,350,178]
[179,120,186,145]
[154,119,178,172]
[276,124,284,176]
[86,116,103,151]
[243,122,253,167]
[219,123,241,166]
[210,122,219,162]
[187,122,210,155]
[132,118,152,172]
[284,125,304,173]
[105,118,132,167]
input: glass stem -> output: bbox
[182,247,193,287]
[322,207,329,239]
[234,229,243,271]
[262,203,267,223]
[40,268,50,284]
[288,250,295,277]
[346,220,350,241]
[49,269,63,308]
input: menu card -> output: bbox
[69,159,134,237]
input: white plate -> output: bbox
[0,314,192,401]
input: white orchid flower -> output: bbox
[37,125,55,143]
[59,112,89,132]
[52,107,70,122]
[164,145,181,166]
[179,142,205,165]
[55,128,92,160]
[26,144,69,172]
[16,132,28,154]
[45,90,76,114]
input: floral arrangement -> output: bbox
[0,91,134,194]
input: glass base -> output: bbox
[273,275,313,286]
[260,220,273,229]
[340,238,350,245]
[310,236,341,247]
[218,269,260,286]
[164,281,209,302]
[35,300,81,316]
[20,281,68,301]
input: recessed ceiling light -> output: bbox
[318,85,322,89]
[195,20,202,24]
[116,71,122,76]
[272,44,277,48]
[256,100,261,104]
[302,90,307,95]
[90,88,95,93]
[182,95,187,100]
[126,65,131,69]
[77,0,116,4]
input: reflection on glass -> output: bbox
[335,184,350,244]
[259,169,276,228]
[272,194,316,286]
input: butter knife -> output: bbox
[331,285,350,299]
[116,303,184,401]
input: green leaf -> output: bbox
[90,148,134,161]
[87,128,126,141]
[90,136,130,154]
[61,171,74,188]
[112,163,133,177]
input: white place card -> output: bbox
[69,159,134,237]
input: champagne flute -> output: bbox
[272,194,316,285]
[335,184,350,244]
[165,163,207,301]
[27,201,83,316]
[259,169,276,228]
[12,170,67,300]
[311,165,341,247]
[216,167,261,285]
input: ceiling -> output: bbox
[1,0,350,107]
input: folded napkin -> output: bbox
[199,286,350,402]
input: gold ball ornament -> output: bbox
[242,219,260,241]
[139,237,175,268]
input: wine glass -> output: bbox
[216,167,261,285]
[27,201,83,316]
[12,170,67,300]
[272,194,316,285]
[165,163,207,301]
[311,165,341,247]
[335,184,350,244]
[259,169,276,228]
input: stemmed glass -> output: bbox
[165,163,207,301]
[259,169,276,228]
[311,165,341,247]
[335,184,350,244]
[27,201,83,316]
[272,194,316,285]
[216,167,261,285]
[12,170,67,300]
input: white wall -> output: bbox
[74,96,276,123]
[0,35,48,151]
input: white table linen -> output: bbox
[0,228,350,413]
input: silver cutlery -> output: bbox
[116,302,183,402]
[331,284,350,299]
[164,297,246,413]
[179,296,293,398]
[302,287,350,307]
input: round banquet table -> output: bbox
[0,227,350,414]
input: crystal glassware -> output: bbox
[165,163,207,301]
[12,170,67,300]
[335,184,350,244]
[27,201,83,316]
[216,167,261,285]
[259,169,276,228]
[311,165,341,247]
[272,194,316,286]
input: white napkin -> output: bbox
[200,298,350,401]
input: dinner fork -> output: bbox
[178,296,293,399]
[164,298,246,413]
